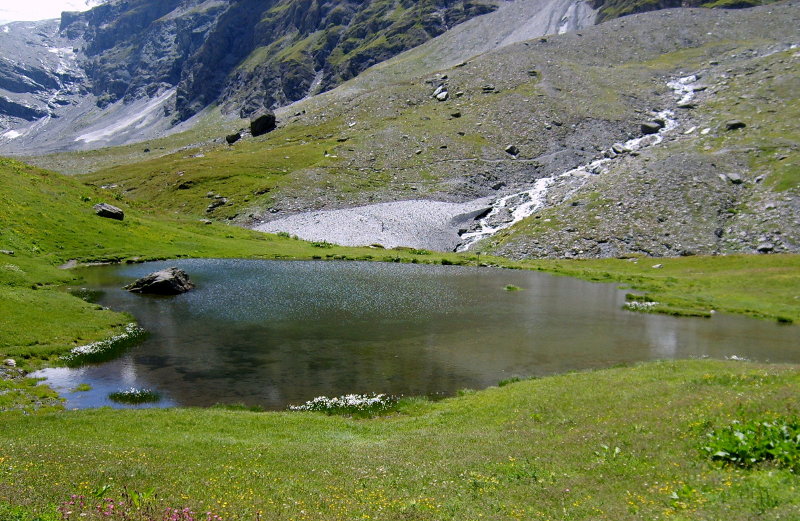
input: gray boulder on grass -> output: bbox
[93,203,124,220]
[250,110,277,137]
[725,120,746,131]
[124,267,195,295]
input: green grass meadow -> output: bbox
[1,360,799,520]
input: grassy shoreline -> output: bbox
[1,359,799,520]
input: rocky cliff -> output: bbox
[0,0,499,154]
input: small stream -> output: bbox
[457,75,698,251]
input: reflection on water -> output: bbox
[35,259,800,410]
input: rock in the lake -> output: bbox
[725,120,746,131]
[250,110,277,137]
[124,267,195,295]
[640,121,664,135]
[93,203,124,221]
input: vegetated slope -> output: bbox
[78,2,799,259]
[2,360,799,519]
[591,0,779,22]
[178,0,499,120]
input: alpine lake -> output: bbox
[35,259,800,410]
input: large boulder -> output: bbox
[93,203,124,220]
[250,110,277,137]
[124,267,195,295]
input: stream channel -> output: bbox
[34,259,799,410]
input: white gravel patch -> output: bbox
[255,199,492,251]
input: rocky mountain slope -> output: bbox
[69,1,799,259]
[0,0,502,154]
[478,42,799,258]
[0,0,776,156]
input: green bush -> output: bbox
[703,417,800,471]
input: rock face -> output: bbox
[0,0,498,155]
[124,267,195,295]
[93,203,124,220]
[250,111,277,137]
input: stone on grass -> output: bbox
[725,173,744,185]
[93,203,124,221]
[124,267,195,295]
[225,132,241,144]
[725,120,746,131]
[504,145,519,156]
[250,110,277,137]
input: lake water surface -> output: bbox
[35,259,799,410]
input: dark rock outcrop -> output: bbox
[124,267,195,295]
[175,0,499,121]
[93,203,124,220]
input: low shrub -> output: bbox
[703,416,800,471]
